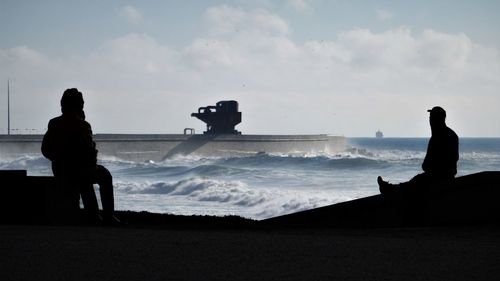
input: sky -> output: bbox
[1,0,499,137]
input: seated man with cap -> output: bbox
[377,106,459,195]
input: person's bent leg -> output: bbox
[54,176,82,222]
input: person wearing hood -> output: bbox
[42,88,119,224]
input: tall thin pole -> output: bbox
[7,80,10,135]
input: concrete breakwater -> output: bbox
[0,134,346,161]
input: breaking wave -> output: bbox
[0,155,52,175]
[114,178,359,219]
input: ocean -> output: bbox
[1,138,499,220]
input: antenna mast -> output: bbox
[7,80,10,135]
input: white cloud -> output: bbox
[288,0,314,14]
[204,5,290,36]
[119,5,143,24]
[1,6,499,136]
[90,33,176,74]
[376,8,393,21]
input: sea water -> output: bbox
[1,138,499,220]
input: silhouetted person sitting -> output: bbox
[42,88,119,224]
[377,106,459,196]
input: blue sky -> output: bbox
[1,0,499,136]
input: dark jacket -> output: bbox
[422,126,459,179]
[41,114,97,173]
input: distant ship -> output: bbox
[0,100,346,161]
[375,130,384,138]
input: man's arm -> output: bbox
[81,121,98,165]
[421,138,433,172]
[41,120,55,161]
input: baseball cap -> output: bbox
[427,106,446,118]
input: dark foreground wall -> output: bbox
[2,170,499,281]
[0,170,67,224]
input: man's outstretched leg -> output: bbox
[377,176,416,199]
[377,176,396,195]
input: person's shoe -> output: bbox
[377,176,391,195]
[81,212,104,226]
[102,214,122,226]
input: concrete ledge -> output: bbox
[0,171,76,224]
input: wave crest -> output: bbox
[115,178,363,219]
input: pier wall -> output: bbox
[0,134,346,161]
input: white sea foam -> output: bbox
[113,178,371,219]
[0,155,52,175]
